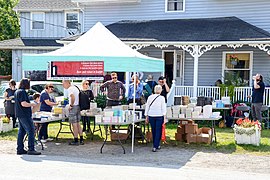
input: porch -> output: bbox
[167,82,270,106]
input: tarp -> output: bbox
[22,22,164,72]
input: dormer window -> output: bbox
[165,0,185,12]
[66,12,79,30]
[31,12,45,30]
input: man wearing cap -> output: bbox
[158,76,170,103]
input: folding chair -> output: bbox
[233,106,251,126]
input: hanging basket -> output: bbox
[231,60,238,65]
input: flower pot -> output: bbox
[231,60,237,65]
[234,128,260,146]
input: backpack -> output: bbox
[74,85,83,109]
[143,83,152,99]
[75,85,94,110]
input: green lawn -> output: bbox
[1,121,270,155]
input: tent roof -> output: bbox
[22,22,164,72]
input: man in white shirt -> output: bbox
[62,80,84,145]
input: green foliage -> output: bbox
[224,71,247,87]
[121,96,128,105]
[0,0,20,75]
[94,94,107,109]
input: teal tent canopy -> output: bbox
[22,22,164,73]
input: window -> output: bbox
[31,12,44,30]
[166,0,184,12]
[66,12,79,30]
[222,52,253,86]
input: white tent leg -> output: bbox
[131,71,136,153]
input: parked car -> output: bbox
[0,81,65,109]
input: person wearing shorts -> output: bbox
[62,80,84,145]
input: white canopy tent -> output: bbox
[22,22,164,153]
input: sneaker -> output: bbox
[152,148,157,152]
[80,141,84,145]
[45,138,54,142]
[40,139,47,143]
[17,150,27,155]
[69,141,79,146]
[27,150,41,155]
[157,146,161,150]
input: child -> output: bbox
[32,93,41,114]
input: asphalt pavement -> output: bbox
[0,154,269,180]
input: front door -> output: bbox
[163,50,184,86]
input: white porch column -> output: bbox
[174,44,221,97]
[193,45,199,96]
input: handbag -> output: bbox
[145,95,161,142]
[140,95,146,105]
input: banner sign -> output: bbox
[47,61,104,80]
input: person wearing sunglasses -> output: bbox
[79,80,94,132]
[158,76,170,103]
[100,72,126,107]
[39,83,58,142]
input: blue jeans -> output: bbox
[17,117,35,152]
[149,116,164,149]
[38,122,48,140]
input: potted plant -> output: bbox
[0,116,13,133]
[229,54,239,65]
[233,118,261,146]
[94,94,107,110]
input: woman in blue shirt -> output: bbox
[39,84,58,142]
[128,75,144,105]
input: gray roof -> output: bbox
[14,0,79,11]
[105,17,270,42]
[0,38,62,50]
[62,16,270,42]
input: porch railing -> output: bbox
[168,85,270,106]
[90,81,270,107]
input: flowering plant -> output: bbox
[229,54,239,62]
[233,118,261,136]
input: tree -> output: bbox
[0,0,19,76]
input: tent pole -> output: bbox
[132,71,136,153]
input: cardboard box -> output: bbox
[177,125,185,134]
[186,133,197,143]
[197,133,211,144]
[175,133,184,141]
[110,132,129,141]
[197,127,212,135]
[185,124,198,134]
[95,115,103,123]
[180,120,192,125]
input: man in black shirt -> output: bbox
[15,79,41,155]
[158,76,170,103]
[251,74,265,122]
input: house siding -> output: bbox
[83,0,270,33]
[12,49,51,81]
[20,12,83,38]
[196,46,270,86]
[139,45,270,86]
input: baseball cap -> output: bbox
[158,76,165,81]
